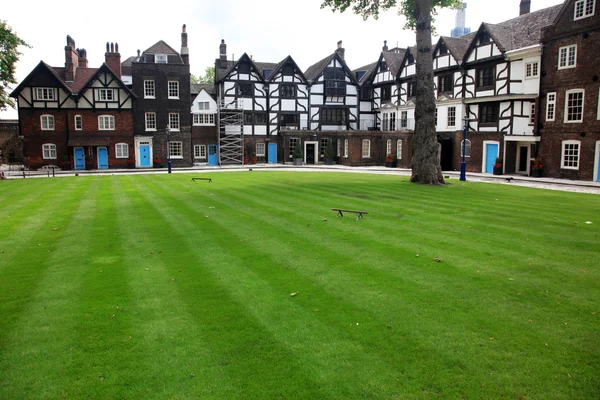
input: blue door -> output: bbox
[74,147,85,170]
[485,143,499,173]
[208,144,218,165]
[97,147,108,169]
[139,144,151,167]
[268,143,277,163]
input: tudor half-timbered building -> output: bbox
[10,36,135,170]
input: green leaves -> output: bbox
[0,20,29,111]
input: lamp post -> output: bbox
[166,125,172,174]
[460,114,468,181]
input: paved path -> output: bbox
[2,163,599,195]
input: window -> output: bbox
[337,139,341,157]
[115,143,128,158]
[477,66,495,89]
[561,140,580,169]
[546,92,556,121]
[386,139,392,155]
[390,112,396,131]
[361,86,373,100]
[447,107,456,128]
[289,138,299,158]
[197,101,210,110]
[479,103,499,125]
[460,139,471,158]
[280,84,296,98]
[194,144,206,159]
[244,113,253,125]
[574,0,595,19]
[325,67,346,97]
[407,81,416,97]
[382,113,389,131]
[168,81,179,99]
[74,115,82,130]
[281,114,299,128]
[400,111,408,128]
[438,74,453,93]
[155,54,167,64]
[344,139,349,158]
[255,113,267,125]
[381,85,392,102]
[237,83,253,97]
[320,138,329,158]
[145,112,156,130]
[525,62,539,78]
[397,139,403,160]
[41,115,55,130]
[42,144,57,159]
[361,139,371,158]
[98,89,115,101]
[321,108,347,125]
[529,103,536,125]
[144,80,155,98]
[98,115,115,130]
[435,108,438,127]
[193,114,215,125]
[169,141,183,158]
[256,143,266,157]
[35,88,56,101]
[565,89,584,123]
[558,45,577,69]
[169,113,180,130]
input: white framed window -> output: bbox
[529,103,536,125]
[41,114,55,130]
[400,111,408,128]
[74,115,82,130]
[525,62,539,78]
[558,45,577,69]
[35,88,56,101]
[561,140,580,169]
[546,92,556,121]
[98,115,115,130]
[145,112,156,131]
[386,139,392,155]
[168,113,180,131]
[362,139,371,158]
[197,101,210,110]
[382,113,389,131]
[155,54,167,64]
[565,89,585,123]
[344,139,349,158]
[144,80,155,98]
[461,139,471,158]
[194,144,206,159]
[42,143,57,159]
[447,106,456,128]
[336,139,341,157]
[256,143,265,157]
[289,138,299,158]
[168,81,179,99]
[574,0,595,20]
[115,143,128,158]
[169,141,183,158]
[98,89,115,101]
[193,114,215,125]
[397,139,403,160]
[390,112,396,131]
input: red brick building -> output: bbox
[10,36,136,170]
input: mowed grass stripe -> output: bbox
[0,178,101,399]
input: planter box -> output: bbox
[493,167,503,175]
[531,169,543,177]
[293,158,303,166]
[384,161,397,168]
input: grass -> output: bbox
[0,171,598,399]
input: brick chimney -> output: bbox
[181,24,189,65]
[520,0,531,15]
[335,40,345,60]
[105,42,121,78]
[219,39,227,69]
[382,40,388,51]
[77,48,88,68]
[64,35,79,82]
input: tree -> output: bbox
[191,66,215,84]
[0,21,29,111]
[321,0,460,184]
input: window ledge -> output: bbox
[168,97,180,100]
[170,156,184,159]
[168,129,181,132]
[144,96,156,99]
[145,128,157,131]
[561,166,579,170]
[116,156,128,159]
[564,120,583,124]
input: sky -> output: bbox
[2,0,565,119]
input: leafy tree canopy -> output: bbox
[191,66,215,84]
[0,20,29,111]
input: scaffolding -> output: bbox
[218,98,244,165]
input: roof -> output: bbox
[353,61,377,84]
[381,50,406,76]
[191,83,215,95]
[142,40,180,55]
[10,61,72,97]
[53,67,99,92]
[265,55,308,83]
[304,51,358,85]
[439,34,474,63]
[121,56,136,76]
[214,53,277,83]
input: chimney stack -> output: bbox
[219,39,227,69]
[335,40,345,60]
[77,48,88,68]
[520,0,531,15]
[64,35,79,82]
[181,24,189,65]
[382,40,388,51]
[105,42,122,78]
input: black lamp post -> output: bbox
[460,114,468,181]
[166,125,172,174]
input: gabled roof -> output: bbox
[353,61,377,85]
[381,50,406,76]
[10,61,73,97]
[304,52,358,85]
[191,83,216,96]
[436,35,474,64]
[142,40,180,55]
[396,46,417,79]
[214,53,277,84]
[265,55,308,83]
[53,67,99,93]
[76,63,137,98]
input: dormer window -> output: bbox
[263,69,273,79]
[574,0,595,20]
[155,54,167,64]
[478,32,490,45]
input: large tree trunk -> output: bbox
[410,0,446,184]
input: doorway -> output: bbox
[304,141,318,164]
[516,144,529,174]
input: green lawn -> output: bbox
[0,172,598,399]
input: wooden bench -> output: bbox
[191,177,212,182]
[332,208,368,220]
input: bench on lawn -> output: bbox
[332,208,368,220]
[191,177,212,182]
